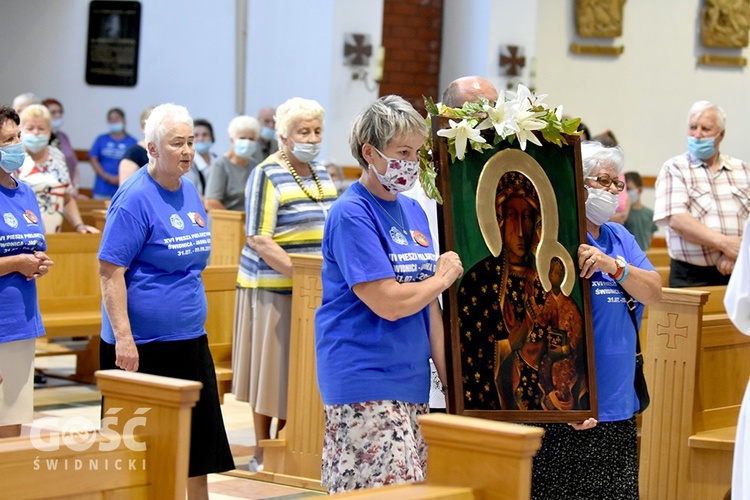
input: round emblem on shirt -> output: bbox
[389,227,408,246]
[170,214,185,230]
[3,212,18,228]
[23,210,38,224]
[411,230,429,247]
[193,213,205,228]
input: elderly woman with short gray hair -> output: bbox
[98,103,233,500]
[530,140,662,500]
[314,95,463,493]
[232,97,337,471]
[204,115,260,211]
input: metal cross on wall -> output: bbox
[500,45,526,77]
[344,33,373,66]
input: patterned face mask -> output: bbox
[370,147,420,193]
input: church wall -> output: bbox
[0,0,385,188]
[535,0,750,177]
[0,0,238,189]
[439,0,540,100]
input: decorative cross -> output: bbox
[299,276,323,310]
[655,313,688,349]
[500,45,526,77]
[344,33,373,66]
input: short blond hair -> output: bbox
[275,97,325,139]
[20,103,51,128]
[349,95,428,169]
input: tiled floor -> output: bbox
[30,355,324,499]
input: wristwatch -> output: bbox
[611,255,627,282]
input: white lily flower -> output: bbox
[555,105,564,121]
[437,119,486,160]
[477,94,514,138]
[512,107,547,150]
[508,83,548,111]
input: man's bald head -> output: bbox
[442,76,499,108]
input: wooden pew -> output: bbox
[332,414,544,500]
[645,247,670,268]
[36,232,103,382]
[257,255,325,489]
[61,198,109,232]
[208,209,245,266]
[203,264,238,404]
[37,232,239,396]
[0,369,200,499]
[639,285,747,499]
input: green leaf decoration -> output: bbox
[422,84,579,204]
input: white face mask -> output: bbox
[291,142,321,163]
[370,147,420,193]
[585,187,619,226]
[233,138,257,159]
[627,188,638,205]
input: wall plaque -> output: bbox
[85,1,141,87]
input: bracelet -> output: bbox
[615,261,629,283]
[74,223,85,230]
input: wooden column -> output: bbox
[639,288,708,500]
[259,255,325,489]
[208,209,245,266]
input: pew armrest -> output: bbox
[688,426,736,451]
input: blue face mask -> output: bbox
[195,141,213,154]
[51,117,63,131]
[0,142,27,173]
[260,126,275,142]
[233,138,257,159]
[22,133,50,154]
[687,136,716,160]
[108,122,124,134]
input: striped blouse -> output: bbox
[237,159,338,291]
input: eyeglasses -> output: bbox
[586,174,625,192]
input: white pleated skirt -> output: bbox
[0,338,36,426]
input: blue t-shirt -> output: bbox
[89,133,137,197]
[587,222,655,422]
[0,181,46,343]
[98,168,211,344]
[315,181,438,405]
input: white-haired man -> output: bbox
[654,100,750,287]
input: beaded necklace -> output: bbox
[279,149,323,202]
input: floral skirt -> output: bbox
[321,400,429,493]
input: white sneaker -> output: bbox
[247,457,264,472]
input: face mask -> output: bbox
[585,187,619,226]
[0,142,27,173]
[687,136,716,160]
[108,122,124,134]
[22,133,50,154]
[195,141,213,154]
[260,126,275,142]
[51,118,63,131]
[370,147,420,193]
[627,188,639,205]
[233,138,257,159]
[291,142,321,163]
